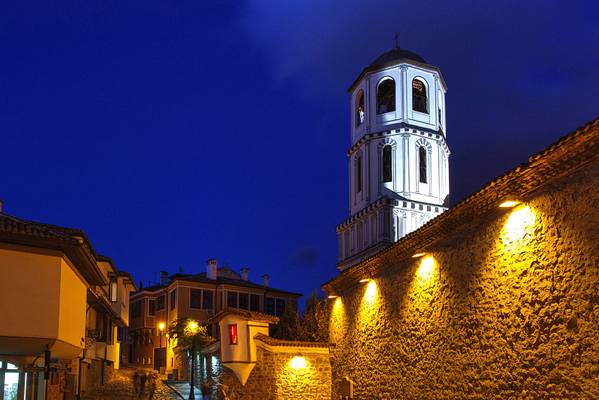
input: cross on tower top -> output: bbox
[394,32,400,49]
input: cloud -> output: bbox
[289,247,320,268]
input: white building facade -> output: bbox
[337,47,450,270]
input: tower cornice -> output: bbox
[347,126,450,157]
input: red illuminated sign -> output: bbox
[228,324,238,345]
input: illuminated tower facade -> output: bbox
[337,46,450,270]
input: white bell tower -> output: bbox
[337,46,450,271]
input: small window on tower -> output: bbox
[376,78,395,114]
[382,145,392,183]
[412,79,428,114]
[228,324,238,345]
[355,90,365,127]
[419,146,428,184]
[356,156,362,193]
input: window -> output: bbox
[109,279,118,302]
[156,295,165,311]
[275,299,286,316]
[1,362,19,400]
[227,291,238,308]
[190,289,202,309]
[170,289,177,310]
[356,156,362,193]
[202,290,214,310]
[148,299,155,316]
[376,78,395,114]
[228,324,238,345]
[412,79,428,113]
[265,297,286,316]
[239,293,249,310]
[131,301,141,319]
[355,90,365,126]
[382,145,392,183]
[419,146,428,184]
[250,294,260,312]
[265,297,275,315]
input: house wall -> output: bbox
[0,246,86,359]
[58,258,87,350]
[0,247,61,338]
[328,163,599,399]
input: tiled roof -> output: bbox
[211,308,279,324]
[169,272,302,297]
[323,116,599,293]
[0,213,80,243]
[253,333,333,349]
[0,212,107,285]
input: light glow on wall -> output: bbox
[363,280,377,305]
[358,280,380,331]
[330,297,346,343]
[289,356,307,370]
[417,256,436,281]
[501,205,536,244]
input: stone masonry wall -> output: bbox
[206,347,331,399]
[329,163,599,399]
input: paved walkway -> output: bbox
[165,382,202,399]
[81,367,180,400]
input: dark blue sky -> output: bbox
[2,1,598,300]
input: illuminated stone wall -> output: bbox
[203,346,331,399]
[329,164,599,399]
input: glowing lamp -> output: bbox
[290,356,307,369]
[412,252,426,258]
[158,322,166,332]
[187,320,199,334]
[499,200,521,208]
[359,278,370,283]
[327,295,338,299]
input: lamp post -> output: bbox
[158,322,166,374]
[187,320,199,400]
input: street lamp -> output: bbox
[158,322,166,374]
[186,320,199,400]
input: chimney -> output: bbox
[240,267,249,282]
[206,259,217,280]
[261,274,270,287]
[159,270,169,286]
[0,199,3,213]
[139,280,143,291]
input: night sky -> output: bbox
[2,1,598,301]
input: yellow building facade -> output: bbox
[0,212,135,400]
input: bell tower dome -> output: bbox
[337,45,450,271]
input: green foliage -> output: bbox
[271,305,301,340]
[167,318,215,350]
[298,291,329,342]
[272,291,329,342]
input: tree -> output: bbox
[298,291,329,342]
[271,291,330,342]
[271,304,301,340]
[168,318,215,400]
